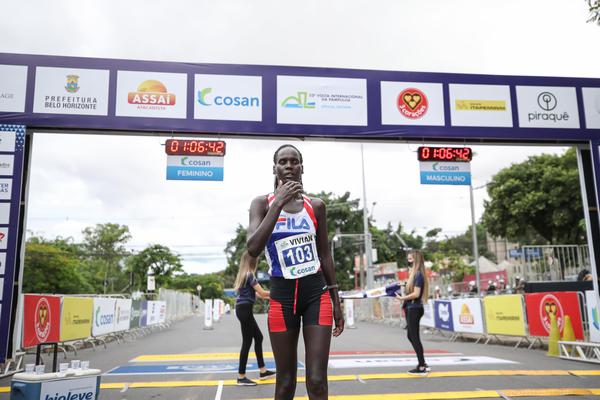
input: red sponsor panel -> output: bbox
[22,294,61,348]
[524,292,584,340]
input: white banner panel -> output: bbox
[585,291,600,343]
[381,82,444,126]
[582,88,600,129]
[0,155,14,176]
[0,65,27,113]
[420,302,435,328]
[147,300,160,325]
[167,155,224,168]
[277,76,367,126]
[114,298,132,332]
[419,162,471,173]
[449,84,513,127]
[516,86,579,129]
[33,67,110,115]
[0,131,16,152]
[0,227,8,250]
[204,299,213,329]
[41,376,97,400]
[157,301,167,323]
[194,74,262,121]
[0,253,6,275]
[451,298,485,334]
[0,179,12,200]
[0,203,9,224]
[116,71,187,119]
[92,297,116,336]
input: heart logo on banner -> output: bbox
[402,93,422,110]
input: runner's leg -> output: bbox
[270,330,300,400]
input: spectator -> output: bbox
[577,269,593,282]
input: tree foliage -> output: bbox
[482,149,585,244]
[588,0,600,24]
[126,244,183,291]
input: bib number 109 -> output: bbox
[284,245,314,266]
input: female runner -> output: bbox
[396,250,430,375]
[247,144,344,400]
[234,251,275,386]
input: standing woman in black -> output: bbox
[246,144,344,400]
[396,250,430,375]
[234,251,275,386]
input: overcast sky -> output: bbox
[1,0,598,274]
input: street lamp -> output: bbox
[470,183,488,294]
[332,233,371,289]
[389,231,411,251]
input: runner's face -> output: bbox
[274,147,303,184]
[407,253,414,264]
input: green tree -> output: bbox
[127,244,183,291]
[81,223,132,293]
[23,236,93,294]
[482,148,585,244]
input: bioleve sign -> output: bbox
[40,376,97,400]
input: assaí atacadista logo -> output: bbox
[43,75,98,110]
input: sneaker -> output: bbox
[407,366,428,376]
[259,370,276,380]
[237,377,257,386]
[423,363,431,372]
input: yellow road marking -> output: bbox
[131,352,275,362]
[0,387,9,393]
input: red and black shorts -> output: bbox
[268,271,333,333]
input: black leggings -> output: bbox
[236,303,265,375]
[406,306,425,367]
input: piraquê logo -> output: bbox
[197,87,260,107]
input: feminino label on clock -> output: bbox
[516,86,580,129]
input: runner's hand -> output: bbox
[332,302,344,337]
[273,180,303,207]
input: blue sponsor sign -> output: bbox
[508,248,522,258]
[434,300,454,331]
[523,247,542,258]
[107,361,291,375]
[166,166,224,181]
[420,171,471,186]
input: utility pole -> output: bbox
[361,144,374,290]
[470,183,481,294]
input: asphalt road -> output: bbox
[2,313,600,399]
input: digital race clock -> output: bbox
[417,146,472,162]
[165,139,226,156]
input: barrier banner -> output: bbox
[147,301,160,325]
[59,297,93,342]
[140,301,148,327]
[157,301,167,324]
[451,298,485,334]
[130,300,141,328]
[525,292,584,340]
[433,300,454,331]
[585,291,600,342]
[420,302,435,328]
[22,294,61,348]
[92,297,116,336]
[114,298,132,332]
[483,294,526,336]
[204,299,213,329]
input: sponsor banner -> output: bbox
[451,298,485,334]
[516,86,580,129]
[277,76,367,126]
[194,74,262,121]
[108,361,282,375]
[329,356,516,369]
[525,291,584,340]
[40,376,98,400]
[167,155,224,168]
[92,297,116,336]
[0,178,12,200]
[0,64,27,113]
[0,253,5,274]
[0,131,16,152]
[166,166,224,181]
[419,162,471,173]
[483,294,527,336]
[582,87,600,129]
[0,226,8,250]
[22,294,61,348]
[140,300,148,327]
[60,297,93,342]
[449,84,513,127]
[0,202,9,224]
[433,300,454,331]
[116,71,187,119]
[33,67,110,116]
[147,300,160,325]
[380,82,445,126]
[0,154,15,176]
[114,298,132,332]
[130,299,141,328]
[585,291,600,343]
[420,302,435,328]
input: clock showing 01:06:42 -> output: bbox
[417,146,472,162]
[165,139,226,156]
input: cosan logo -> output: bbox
[197,88,260,107]
[44,390,94,400]
[95,307,114,327]
[180,157,212,167]
[289,265,316,277]
[128,80,176,107]
[432,163,459,172]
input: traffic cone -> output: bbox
[546,313,560,357]
[561,315,576,353]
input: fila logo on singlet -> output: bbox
[275,217,311,231]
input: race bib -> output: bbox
[274,233,320,279]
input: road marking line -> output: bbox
[214,380,224,400]
[0,387,8,393]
